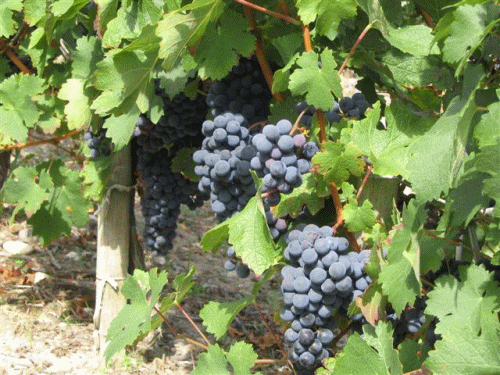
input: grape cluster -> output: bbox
[250,119,319,206]
[296,92,371,125]
[224,245,251,278]
[193,112,256,221]
[135,87,207,152]
[280,224,372,369]
[84,127,112,159]
[136,147,206,254]
[206,57,272,125]
[387,297,441,347]
[266,207,289,240]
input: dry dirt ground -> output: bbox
[0,200,289,375]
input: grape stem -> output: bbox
[235,0,300,24]
[0,128,84,151]
[290,107,309,134]
[330,182,361,252]
[338,22,374,75]
[356,165,373,200]
[302,25,313,52]
[153,306,209,350]
[0,38,33,75]
[242,6,285,102]
[251,301,287,357]
[175,302,212,346]
[317,109,326,143]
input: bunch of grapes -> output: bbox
[250,119,319,206]
[134,85,207,152]
[266,207,289,240]
[296,92,371,125]
[136,146,206,254]
[223,245,251,278]
[84,127,112,159]
[280,224,372,370]
[193,112,257,222]
[206,57,272,125]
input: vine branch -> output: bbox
[0,39,33,75]
[235,0,300,24]
[330,182,361,252]
[356,165,373,200]
[175,302,212,346]
[0,128,84,151]
[338,22,374,75]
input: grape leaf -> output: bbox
[312,141,365,185]
[105,268,169,362]
[0,74,45,141]
[2,166,53,220]
[0,0,23,37]
[273,172,330,218]
[58,78,92,129]
[295,0,357,39]
[406,69,479,203]
[321,332,390,375]
[72,36,105,79]
[228,197,280,276]
[288,49,342,110]
[379,202,425,313]
[91,46,158,115]
[102,0,163,48]
[200,220,230,253]
[381,50,454,90]
[343,200,376,233]
[102,105,141,151]
[384,25,440,57]
[226,341,259,375]
[192,344,229,375]
[200,296,254,340]
[28,160,91,245]
[474,100,500,149]
[425,264,500,374]
[363,322,403,375]
[398,339,426,373]
[171,147,198,182]
[194,9,256,80]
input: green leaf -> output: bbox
[105,268,169,362]
[58,78,92,129]
[343,200,376,233]
[381,50,454,90]
[385,25,440,57]
[102,105,141,151]
[296,0,357,39]
[425,264,500,374]
[91,47,158,114]
[273,173,330,218]
[0,0,23,37]
[194,9,256,80]
[312,141,365,185]
[102,0,163,48]
[200,297,254,340]
[228,197,279,276]
[0,74,45,141]
[378,202,424,313]
[406,72,479,202]
[398,339,426,373]
[2,166,52,220]
[72,36,105,79]
[288,49,342,110]
[362,322,403,375]
[27,161,91,245]
[157,0,225,71]
[171,147,198,182]
[322,332,390,374]
[474,100,500,149]
[156,64,192,101]
[192,344,229,375]
[226,341,258,375]
[351,102,435,178]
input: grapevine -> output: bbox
[1,1,500,375]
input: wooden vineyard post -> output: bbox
[93,144,139,362]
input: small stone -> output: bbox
[2,240,33,255]
[34,272,50,283]
[9,223,23,234]
[18,228,32,239]
[65,251,80,261]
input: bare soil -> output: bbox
[0,200,289,375]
